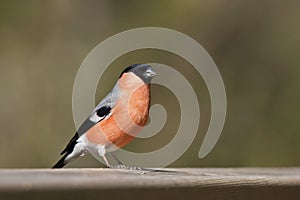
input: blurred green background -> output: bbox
[0,0,299,168]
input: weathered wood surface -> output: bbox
[0,168,300,200]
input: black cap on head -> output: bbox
[119,64,157,83]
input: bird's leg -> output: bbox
[102,155,171,173]
[102,154,169,173]
[110,152,123,165]
[102,155,112,168]
[102,154,123,168]
[104,153,171,172]
[102,153,142,170]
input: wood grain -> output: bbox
[0,168,300,200]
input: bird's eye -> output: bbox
[144,69,157,77]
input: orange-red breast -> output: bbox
[52,64,156,168]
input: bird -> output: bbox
[52,64,157,169]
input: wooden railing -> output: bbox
[1,168,300,200]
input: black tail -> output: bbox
[52,153,68,168]
[52,132,79,169]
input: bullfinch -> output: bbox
[52,64,157,168]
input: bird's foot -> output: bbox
[106,164,176,174]
[108,164,142,171]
